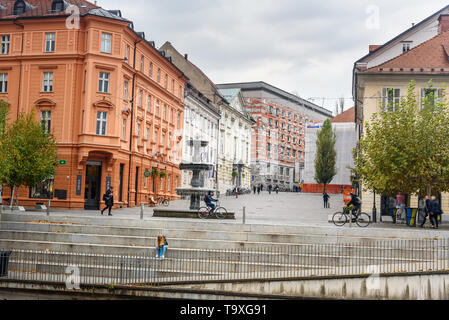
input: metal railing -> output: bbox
[1,238,449,287]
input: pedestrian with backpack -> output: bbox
[101,186,114,216]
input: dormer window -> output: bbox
[402,41,412,53]
[51,0,66,13]
[14,0,26,15]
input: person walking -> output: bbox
[155,235,168,259]
[268,184,272,194]
[260,184,264,192]
[323,192,330,209]
[275,185,279,194]
[420,196,432,228]
[257,185,261,195]
[430,196,442,229]
[253,185,256,195]
[101,186,114,216]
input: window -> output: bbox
[45,33,55,52]
[172,79,175,93]
[40,110,51,133]
[1,35,10,54]
[29,178,54,199]
[98,72,110,93]
[140,55,144,71]
[163,104,166,120]
[145,127,149,149]
[170,108,173,123]
[101,33,112,53]
[96,111,107,136]
[161,133,165,146]
[136,123,141,138]
[122,118,126,140]
[155,99,160,116]
[154,130,158,143]
[179,85,182,98]
[177,113,181,128]
[157,68,161,83]
[149,62,153,78]
[160,176,163,191]
[138,89,143,107]
[125,45,130,63]
[164,74,168,89]
[42,72,53,92]
[402,42,411,53]
[421,88,444,108]
[0,73,7,93]
[147,95,151,112]
[123,81,128,100]
[382,88,401,111]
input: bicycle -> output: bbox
[332,206,371,228]
[156,196,170,207]
[197,200,227,219]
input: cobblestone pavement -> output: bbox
[14,192,447,231]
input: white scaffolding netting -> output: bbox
[304,122,356,185]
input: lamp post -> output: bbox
[372,188,377,223]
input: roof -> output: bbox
[331,107,355,123]
[0,0,130,23]
[355,4,449,64]
[217,88,241,104]
[362,28,449,74]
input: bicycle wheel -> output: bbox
[198,207,209,219]
[356,212,371,228]
[214,207,227,219]
[162,199,169,206]
[332,212,347,227]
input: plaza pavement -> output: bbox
[9,192,448,231]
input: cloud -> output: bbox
[98,0,449,111]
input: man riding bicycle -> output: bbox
[204,191,218,213]
[344,192,362,221]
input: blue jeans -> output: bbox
[156,245,168,258]
[207,203,216,213]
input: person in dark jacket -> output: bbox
[253,185,256,194]
[420,196,432,228]
[204,191,218,213]
[344,192,361,220]
[257,185,261,194]
[275,185,279,194]
[323,193,330,208]
[101,186,114,216]
[430,196,442,229]
[268,184,273,194]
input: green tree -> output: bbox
[353,80,449,198]
[1,109,58,207]
[314,119,337,193]
[0,100,11,203]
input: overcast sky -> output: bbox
[99,0,449,113]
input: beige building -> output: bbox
[353,13,449,216]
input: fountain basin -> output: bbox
[179,163,214,171]
[153,208,235,219]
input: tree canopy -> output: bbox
[314,119,337,193]
[353,80,449,197]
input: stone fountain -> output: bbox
[152,139,235,219]
[177,139,215,210]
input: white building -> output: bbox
[217,89,254,194]
[181,83,220,189]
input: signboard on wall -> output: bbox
[76,175,82,196]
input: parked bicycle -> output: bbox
[197,200,227,219]
[332,206,371,227]
[157,196,170,206]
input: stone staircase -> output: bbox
[1,212,448,285]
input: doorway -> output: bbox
[84,162,102,210]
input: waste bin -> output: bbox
[0,250,12,277]
[406,208,418,227]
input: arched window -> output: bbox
[13,0,26,15]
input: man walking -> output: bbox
[420,196,432,228]
[253,185,256,195]
[323,192,330,208]
[268,184,272,194]
[430,196,442,229]
[101,186,114,216]
[257,184,261,195]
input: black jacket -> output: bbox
[431,200,442,215]
[104,189,114,206]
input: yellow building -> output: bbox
[353,13,449,216]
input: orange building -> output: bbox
[0,0,187,209]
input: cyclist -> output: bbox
[204,191,218,214]
[344,192,362,221]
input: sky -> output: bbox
[98,0,449,114]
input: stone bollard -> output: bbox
[140,203,144,220]
[46,200,50,216]
[243,206,246,224]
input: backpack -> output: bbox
[204,194,209,203]
[102,193,107,201]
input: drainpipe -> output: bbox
[13,19,24,120]
[127,38,142,207]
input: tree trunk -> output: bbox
[9,186,14,211]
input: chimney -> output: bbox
[438,14,449,34]
[369,45,381,53]
[184,53,188,60]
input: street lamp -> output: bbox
[372,188,377,223]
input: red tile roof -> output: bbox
[363,29,449,74]
[331,107,355,123]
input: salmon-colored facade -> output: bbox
[0,0,187,209]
